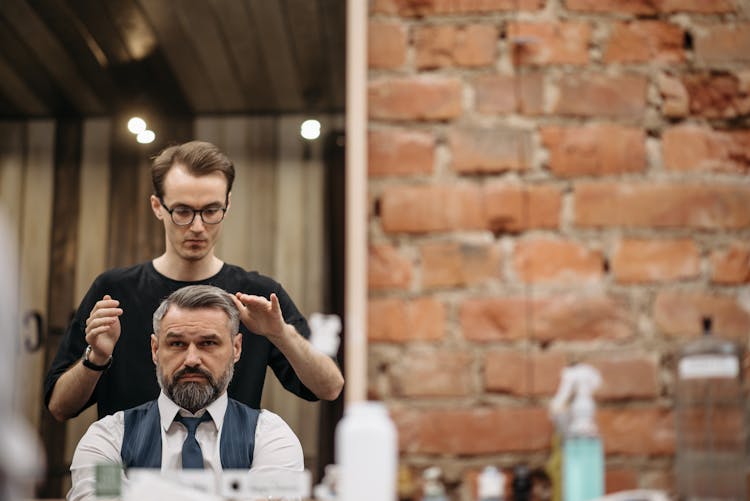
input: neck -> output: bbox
[152,253,223,282]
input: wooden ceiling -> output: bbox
[0,0,346,118]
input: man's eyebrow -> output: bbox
[199,333,222,341]
[171,200,225,209]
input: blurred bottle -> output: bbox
[336,401,397,501]
[477,465,504,501]
[675,317,747,500]
[420,466,447,501]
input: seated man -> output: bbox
[68,285,303,501]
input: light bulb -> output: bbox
[136,130,155,144]
[300,119,321,140]
[127,117,147,134]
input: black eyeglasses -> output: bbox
[159,197,227,226]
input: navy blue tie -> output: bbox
[175,413,212,469]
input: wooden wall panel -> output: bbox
[64,118,112,491]
[107,122,140,268]
[0,122,24,227]
[242,116,279,275]
[39,118,82,498]
[18,121,55,430]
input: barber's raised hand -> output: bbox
[84,295,123,362]
[232,292,287,341]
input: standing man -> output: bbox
[45,140,343,421]
[68,285,304,501]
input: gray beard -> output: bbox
[157,363,233,414]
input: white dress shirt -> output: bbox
[68,392,303,501]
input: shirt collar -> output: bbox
[158,390,228,431]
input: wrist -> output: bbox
[82,345,112,371]
[88,346,110,364]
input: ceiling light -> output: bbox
[300,119,321,140]
[127,117,147,134]
[136,130,155,144]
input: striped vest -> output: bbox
[121,398,260,469]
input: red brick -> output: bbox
[658,0,736,13]
[695,23,750,64]
[658,73,689,118]
[574,182,750,230]
[391,348,474,397]
[599,408,675,455]
[449,126,533,174]
[368,243,413,290]
[681,72,750,119]
[565,0,734,14]
[484,349,566,397]
[368,20,407,69]
[475,72,544,115]
[508,21,590,65]
[711,242,750,284]
[380,184,485,233]
[588,355,660,400]
[368,296,445,342]
[392,406,552,454]
[460,297,529,342]
[420,240,502,289]
[368,128,435,177]
[369,76,463,121]
[536,294,634,342]
[612,238,700,283]
[606,468,639,494]
[662,125,750,174]
[565,0,660,14]
[553,73,648,118]
[541,124,646,177]
[604,21,684,64]
[371,0,545,16]
[513,237,604,284]
[415,24,498,69]
[461,293,633,343]
[483,183,562,233]
[654,290,750,340]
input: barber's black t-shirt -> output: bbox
[44,262,316,418]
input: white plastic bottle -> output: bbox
[477,465,504,501]
[335,401,397,501]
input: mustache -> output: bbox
[174,366,214,383]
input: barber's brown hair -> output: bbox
[151,141,235,199]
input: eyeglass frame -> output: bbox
[158,196,228,226]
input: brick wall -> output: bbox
[366,0,750,499]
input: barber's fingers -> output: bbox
[234,292,272,311]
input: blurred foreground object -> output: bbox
[675,317,747,500]
[0,211,44,500]
[336,401,397,501]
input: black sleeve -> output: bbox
[43,276,108,414]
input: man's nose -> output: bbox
[189,214,206,232]
[184,344,202,366]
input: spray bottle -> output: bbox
[549,364,604,501]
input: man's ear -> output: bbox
[233,333,242,363]
[150,195,163,220]
[226,191,231,211]
[151,334,159,365]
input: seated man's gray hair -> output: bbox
[152,285,240,335]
